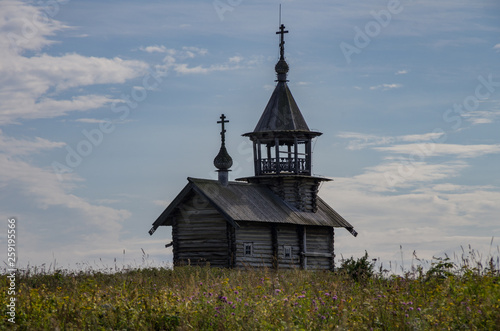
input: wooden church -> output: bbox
[149,24,357,270]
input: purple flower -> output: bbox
[234,290,239,295]
[417,307,421,312]
[275,289,281,294]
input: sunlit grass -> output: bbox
[1,252,499,330]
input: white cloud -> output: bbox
[140,45,167,53]
[338,131,445,150]
[322,167,500,267]
[494,44,500,52]
[395,70,408,75]
[0,0,68,54]
[0,1,140,268]
[153,199,170,207]
[154,47,243,76]
[461,102,500,125]
[229,56,243,63]
[0,129,65,156]
[0,3,149,125]
[375,143,500,158]
[369,83,402,91]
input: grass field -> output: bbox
[2,253,500,330]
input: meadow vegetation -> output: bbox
[1,251,500,330]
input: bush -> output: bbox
[338,251,375,281]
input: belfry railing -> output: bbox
[260,158,308,174]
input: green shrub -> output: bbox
[337,251,375,281]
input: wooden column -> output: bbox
[305,140,312,175]
[328,227,335,271]
[297,225,305,269]
[275,138,280,174]
[266,144,271,173]
[271,224,278,269]
[227,222,236,268]
[253,141,259,175]
[172,217,179,266]
[294,137,299,174]
[303,226,307,270]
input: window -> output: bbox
[244,243,253,256]
[283,246,292,259]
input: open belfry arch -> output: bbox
[149,23,357,270]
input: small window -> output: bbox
[244,243,253,256]
[284,246,292,259]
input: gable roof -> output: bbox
[149,177,357,237]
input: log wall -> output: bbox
[234,222,274,268]
[304,226,334,270]
[276,224,301,269]
[172,192,229,267]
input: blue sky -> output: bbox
[1,0,499,271]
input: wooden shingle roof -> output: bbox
[149,177,357,236]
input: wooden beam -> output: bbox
[303,226,307,269]
[294,137,299,174]
[297,225,304,269]
[275,138,280,174]
[253,140,259,175]
[271,224,278,269]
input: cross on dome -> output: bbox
[217,113,229,145]
[276,24,288,60]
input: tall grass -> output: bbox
[1,252,499,330]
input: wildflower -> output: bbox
[244,303,249,307]
[228,301,233,305]
[234,290,239,295]
[231,312,235,315]
[275,289,281,294]
[417,307,421,312]
[325,292,330,296]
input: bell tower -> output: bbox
[238,24,330,212]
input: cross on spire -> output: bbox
[276,24,288,60]
[217,114,229,145]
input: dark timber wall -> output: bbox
[172,192,229,267]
